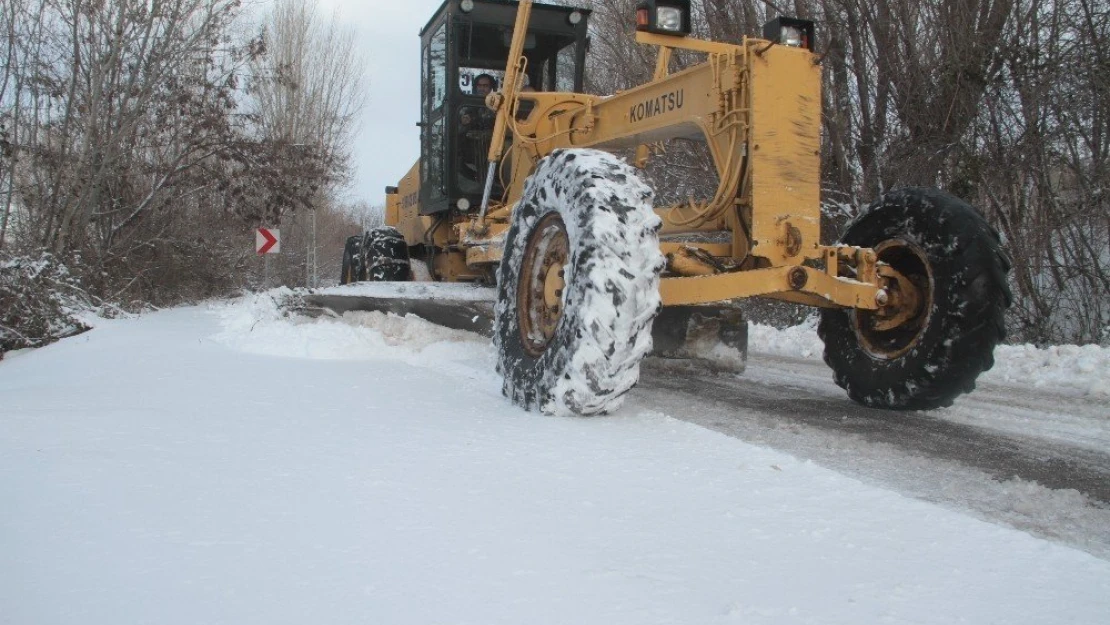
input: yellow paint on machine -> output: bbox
[747,44,822,265]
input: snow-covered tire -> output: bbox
[818,187,1012,410]
[494,149,664,416]
[362,226,411,281]
[340,235,363,284]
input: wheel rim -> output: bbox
[853,238,934,360]
[518,213,569,357]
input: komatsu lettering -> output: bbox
[629,89,684,122]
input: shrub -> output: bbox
[0,253,95,357]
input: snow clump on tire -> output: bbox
[494,149,664,416]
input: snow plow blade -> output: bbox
[304,293,495,335]
[300,283,497,335]
[648,305,748,374]
[301,285,746,373]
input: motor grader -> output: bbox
[333,0,1011,416]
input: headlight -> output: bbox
[761,17,816,51]
[460,0,474,13]
[568,11,582,25]
[781,25,803,47]
[635,1,691,36]
[655,6,683,32]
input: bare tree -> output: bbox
[246,0,365,222]
[973,0,1110,343]
[2,0,270,303]
[580,0,1107,342]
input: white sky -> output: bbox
[318,0,454,207]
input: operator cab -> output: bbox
[419,0,589,215]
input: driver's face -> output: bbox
[475,80,493,95]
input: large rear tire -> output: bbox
[494,149,664,416]
[818,187,1012,410]
[362,226,411,281]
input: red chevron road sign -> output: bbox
[256,228,280,254]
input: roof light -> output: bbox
[781,25,803,47]
[656,6,683,32]
[635,1,691,36]
[761,17,816,51]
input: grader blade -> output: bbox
[649,306,748,374]
[301,284,497,336]
[302,286,746,372]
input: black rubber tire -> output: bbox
[818,187,1012,410]
[340,235,363,284]
[361,226,411,281]
[494,149,664,416]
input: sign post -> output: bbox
[256,228,280,287]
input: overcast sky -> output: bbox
[314,0,454,208]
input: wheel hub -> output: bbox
[854,238,933,360]
[518,213,569,357]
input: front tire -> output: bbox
[494,149,664,416]
[818,187,1012,410]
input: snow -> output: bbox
[492,149,663,416]
[748,316,1110,398]
[2,292,1109,624]
[991,343,1110,396]
[217,287,486,362]
[316,280,496,302]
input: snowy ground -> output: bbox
[748,317,1110,399]
[2,292,1109,624]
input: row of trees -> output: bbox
[582,0,1108,344]
[0,0,367,309]
[4,0,1104,346]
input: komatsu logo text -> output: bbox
[629,89,684,122]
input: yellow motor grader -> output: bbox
[333,0,1011,416]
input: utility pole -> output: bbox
[306,208,318,288]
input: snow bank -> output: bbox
[211,288,490,368]
[748,316,1110,398]
[989,343,1110,397]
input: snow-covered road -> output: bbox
[2,296,1108,624]
[637,357,1110,558]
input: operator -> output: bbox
[460,73,497,129]
[458,73,499,190]
[474,73,496,96]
